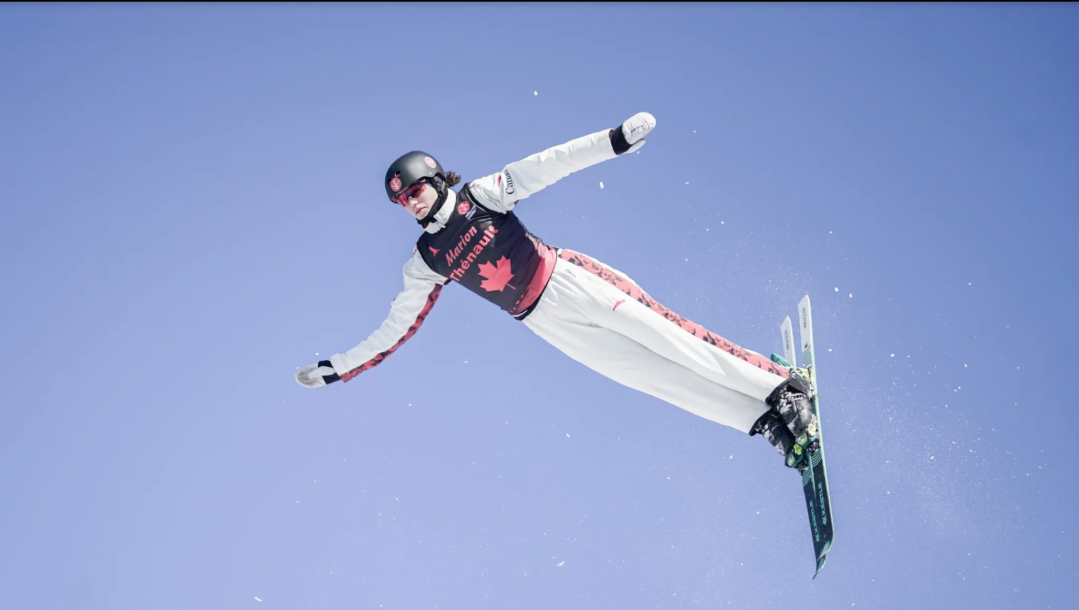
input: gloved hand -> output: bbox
[610,112,657,155]
[295,360,341,388]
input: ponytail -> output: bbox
[444,171,462,188]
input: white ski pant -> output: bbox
[522,250,790,434]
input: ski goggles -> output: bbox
[392,179,428,206]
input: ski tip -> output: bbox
[812,556,828,579]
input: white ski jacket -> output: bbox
[329,126,620,382]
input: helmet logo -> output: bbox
[457,201,470,215]
[424,156,437,169]
[389,177,402,192]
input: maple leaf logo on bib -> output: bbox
[477,256,516,292]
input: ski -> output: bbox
[771,296,834,578]
[796,295,834,577]
[781,316,796,369]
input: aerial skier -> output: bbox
[294,112,819,471]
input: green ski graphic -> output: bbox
[772,295,835,578]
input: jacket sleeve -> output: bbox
[329,251,449,382]
[467,127,618,213]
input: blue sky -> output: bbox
[2,4,1077,609]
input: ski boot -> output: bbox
[751,372,819,472]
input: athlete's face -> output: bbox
[395,181,438,220]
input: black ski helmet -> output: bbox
[385,151,446,203]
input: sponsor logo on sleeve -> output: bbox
[457,201,471,216]
[502,170,515,195]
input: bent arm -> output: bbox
[329,252,448,382]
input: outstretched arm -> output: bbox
[295,251,449,388]
[468,112,656,213]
